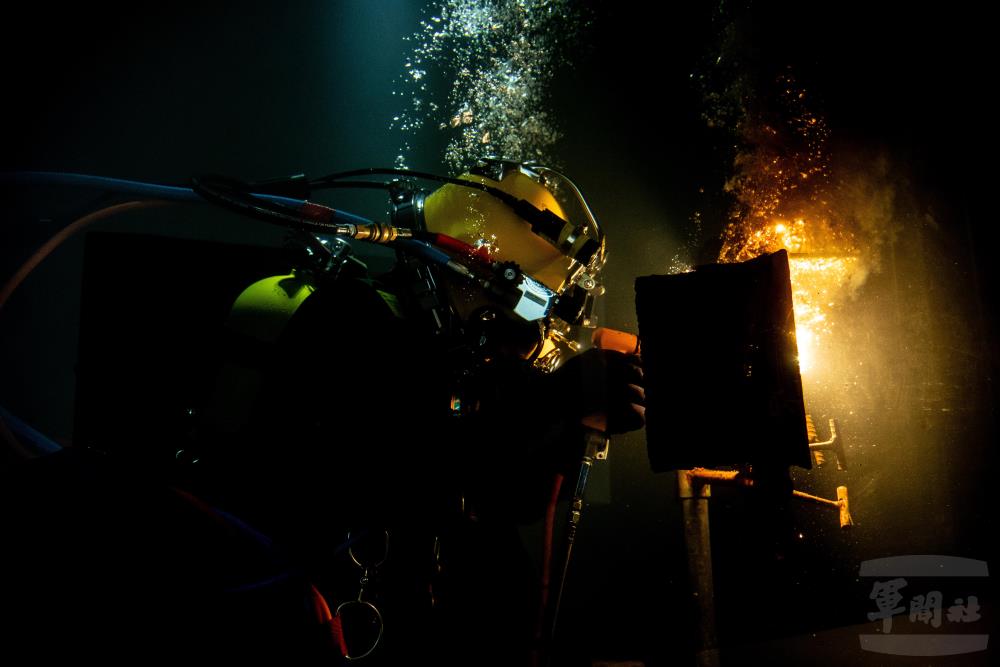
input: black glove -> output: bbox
[543,348,645,435]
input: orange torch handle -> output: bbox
[592,327,640,355]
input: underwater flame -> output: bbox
[721,217,861,376]
[716,73,861,377]
[787,253,860,374]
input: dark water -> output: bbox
[2,1,996,665]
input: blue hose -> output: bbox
[0,405,62,456]
[4,172,468,266]
[2,171,375,227]
[3,171,304,207]
[395,239,454,267]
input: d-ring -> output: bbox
[335,599,384,661]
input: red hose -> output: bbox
[535,472,564,654]
[426,233,492,262]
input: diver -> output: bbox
[1,159,645,665]
[186,158,645,664]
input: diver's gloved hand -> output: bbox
[545,348,645,435]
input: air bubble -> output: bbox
[391,0,582,173]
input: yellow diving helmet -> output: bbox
[417,159,606,324]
